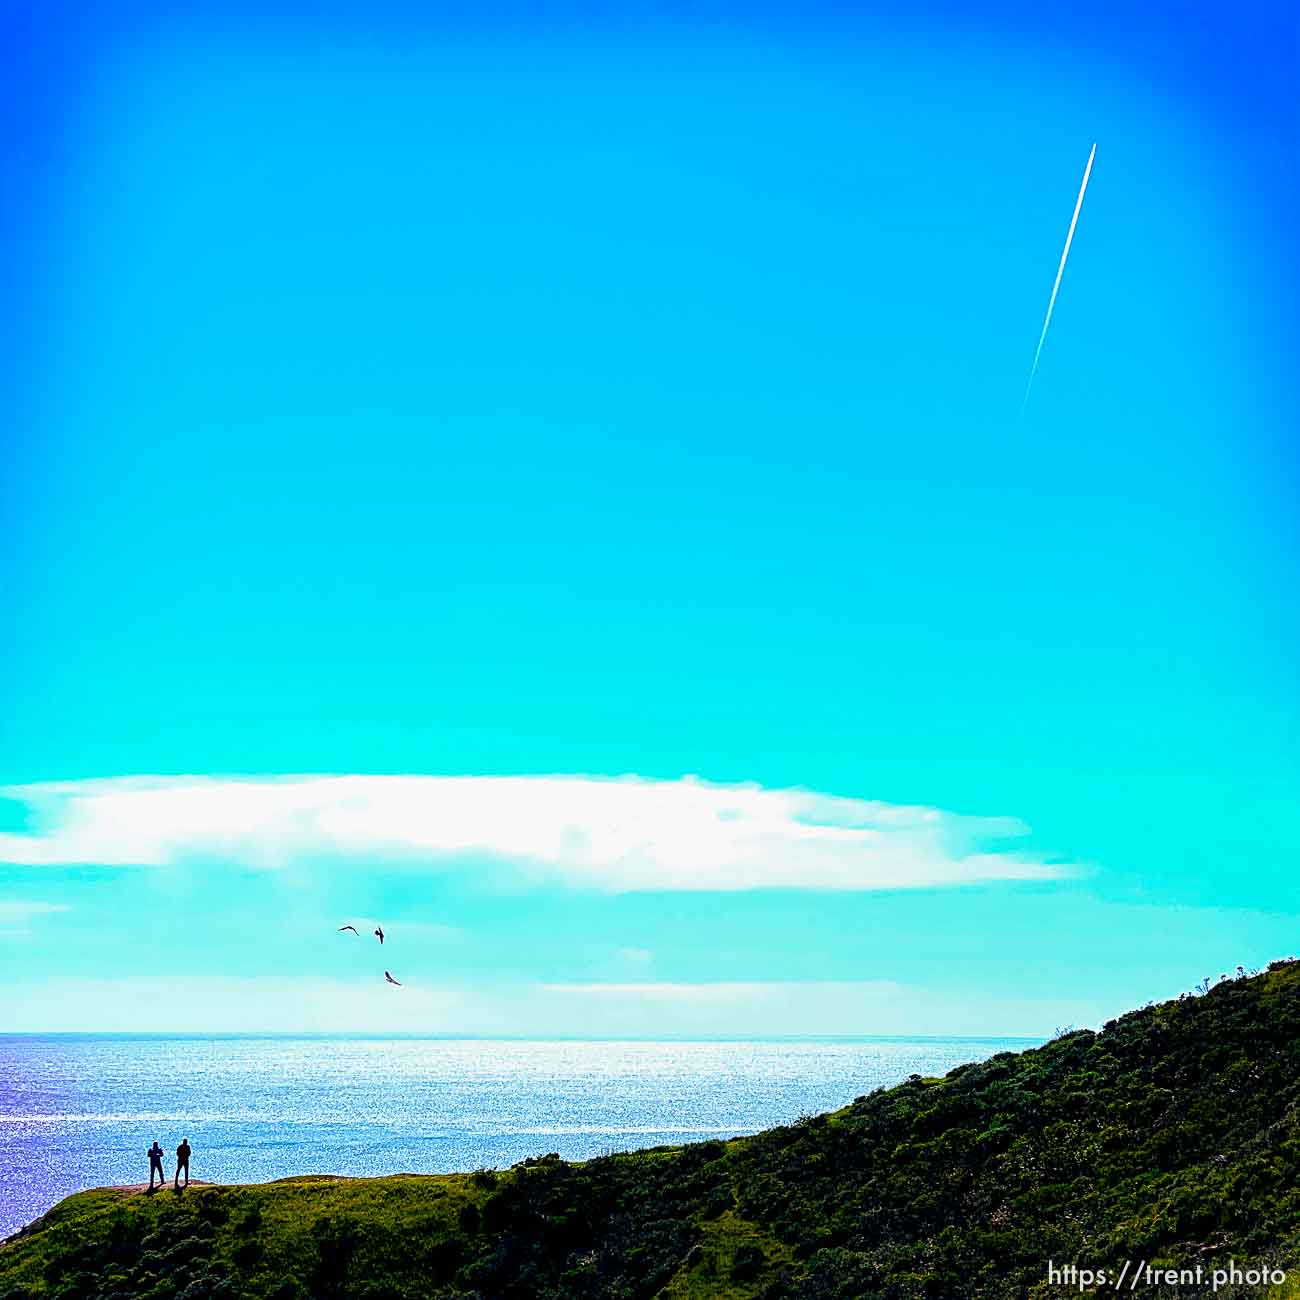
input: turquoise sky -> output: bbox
[2,1,1297,1035]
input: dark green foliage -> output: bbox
[176,1275,234,1300]
[730,1242,764,1281]
[5,964,1300,1298]
[234,1203,263,1235]
[232,1237,264,1270]
[310,1215,361,1298]
[194,1192,229,1228]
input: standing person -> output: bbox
[147,1140,165,1191]
[175,1136,192,1190]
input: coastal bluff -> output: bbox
[5,963,1300,1299]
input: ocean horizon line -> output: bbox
[0,1030,1042,1044]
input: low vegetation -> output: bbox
[5,962,1300,1298]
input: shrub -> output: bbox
[232,1238,265,1270]
[731,1242,765,1282]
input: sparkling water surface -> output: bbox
[0,1035,1032,1237]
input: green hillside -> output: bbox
[6,961,1300,1299]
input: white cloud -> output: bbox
[0,976,1110,1037]
[0,901,68,921]
[0,774,1070,892]
[542,982,783,1001]
[614,947,654,969]
[0,899,69,939]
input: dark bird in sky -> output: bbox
[374,926,385,945]
[338,925,358,935]
[384,970,402,986]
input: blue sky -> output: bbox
[2,0,1296,1034]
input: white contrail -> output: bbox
[1021,142,1096,412]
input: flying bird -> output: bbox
[1021,142,1096,413]
[338,925,359,935]
[374,926,384,945]
[384,970,402,986]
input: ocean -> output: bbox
[0,1034,1032,1237]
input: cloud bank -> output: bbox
[0,900,68,937]
[0,901,68,921]
[0,976,1107,1037]
[0,774,1069,892]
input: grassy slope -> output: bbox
[5,961,1300,1299]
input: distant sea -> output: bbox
[0,1034,1034,1237]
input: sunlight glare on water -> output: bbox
[0,1035,1031,1235]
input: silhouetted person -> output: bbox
[147,1141,165,1190]
[175,1137,191,1190]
